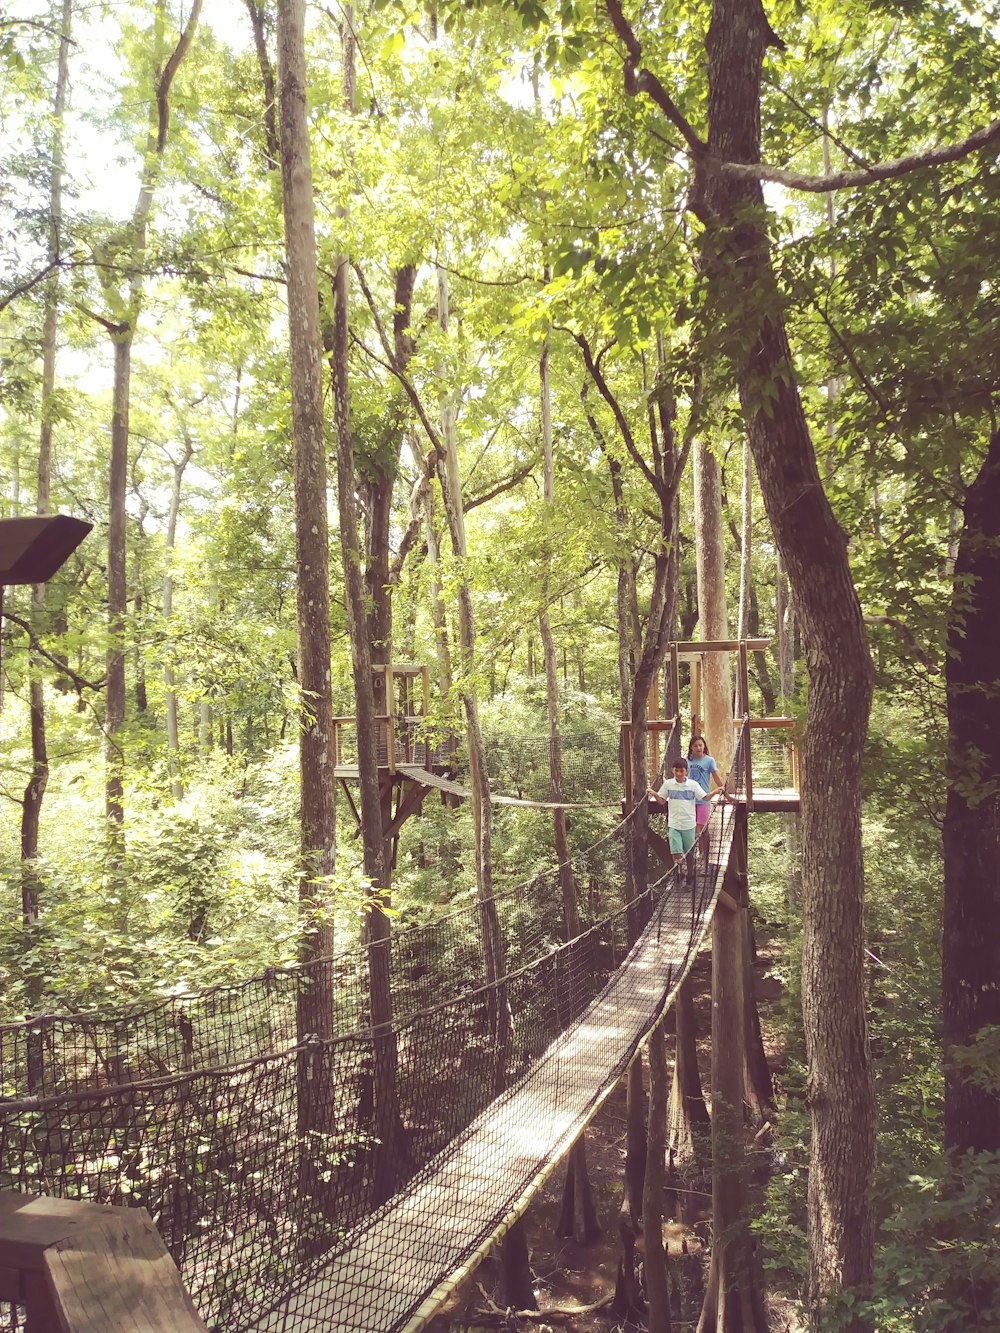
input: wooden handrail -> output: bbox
[729,716,797,729]
[0,1191,207,1331]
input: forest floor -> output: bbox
[426,928,800,1333]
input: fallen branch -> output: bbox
[471,1291,615,1326]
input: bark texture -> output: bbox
[690,3,877,1318]
[697,809,767,1333]
[942,429,1000,1155]
[275,0,338,1193]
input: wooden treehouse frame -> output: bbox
[621,639,801,813]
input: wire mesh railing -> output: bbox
[0,814,632,1101]
[1,723,749,1333]
[745,722,799,791]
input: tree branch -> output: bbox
[0,610,105,692]
[568,328,659,491]
[863,614,940,674]
[604,0,1000,194]
[465,460,538,510]
[351,263,448,459]
[714,118,1000,193]
[604,0,707,158]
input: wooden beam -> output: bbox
[338,777,362,829]
[382,779,431,842]
[730,716,797,728]
[673,638,770,652]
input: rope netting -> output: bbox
[0,816,632,1100]
[0,725,749,1333]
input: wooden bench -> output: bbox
[0,1191,206,1332]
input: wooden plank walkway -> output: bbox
[250,814,737,1333]
[334,764,614,810]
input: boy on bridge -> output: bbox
[647,757,722,881]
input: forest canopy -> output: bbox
[1,0,999,1327]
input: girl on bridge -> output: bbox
[687,734,726,865]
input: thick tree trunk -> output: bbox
[697,810,767,1333]
[737,438,752,641]
[668,975,710,1169]
[693,437,733,776]
[501,1220,537,1311]
[328,4,406,1204]
[613,1054,647,1319]
[942,429,1000,1155]
[691,4,877,1319]
[275,0,338,1201]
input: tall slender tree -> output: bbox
[275,0,337,1061]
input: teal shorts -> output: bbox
[668,826,697,854]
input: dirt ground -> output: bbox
[423,930,793,1333]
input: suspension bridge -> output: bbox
[0,680,798,1330]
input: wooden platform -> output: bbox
[249,814,738,1333]
[0,1192,206,1332]
[739,787,801,814]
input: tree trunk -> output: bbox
[697,809,767,1333]
[668,975,710,1170]
[942,429,1000,1155]
[275,0,338,1207]
[742,912,775,1123]
[691,4,877,1318]
[436,261,509,1084]
[693,436,733,776]
[424,486,452,696]
[163,442,192,801]
[327,3,405,1204]
[643,1016,672,1333]
[100,0,202,856]
[501,1220,537,1311]
[541,333,598,1244]
[613,1054,647,1319]
[106,334,130,843]
[245,0,280,170]
[736,437,752,641]
[20,0,72,1043]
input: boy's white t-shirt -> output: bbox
[656,777,709,831]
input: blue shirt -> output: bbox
[687,755,718,793]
